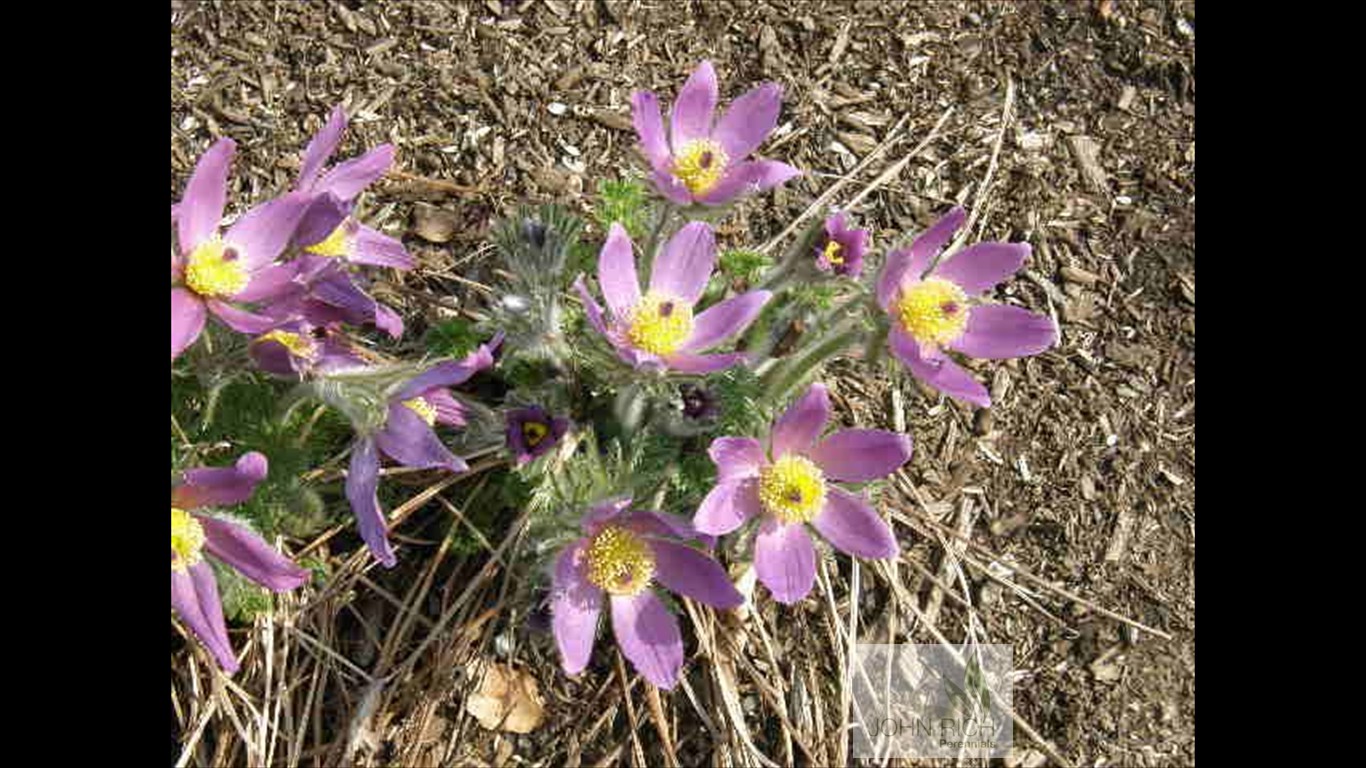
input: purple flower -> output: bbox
[877,208,1058,408]
[263,255,405,339]
[292,105,414,270]
[171,139,312,360]
[345,337,499,566]
[680,384,720,422]
[814,211,869,278]
[506,406,570,465]
[552,499,742,689]
[632,61,800,207]
[574,222,772,374]
[693,384,910,604]
[249,319,362,378]
[171,452,310,674]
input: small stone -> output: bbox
[547,102,568,116]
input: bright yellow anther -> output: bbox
[822,239,844,265]
[171,508,206,570]
[672,139,729,196]
[896,277,971,346]
[304,222,351,258]
[758,455,827,525]
[255,330,318,360]
[523,420,550,447]
[585,525,656,596]
[627,291,694,356]
[185,237,250,298]
[402,397,438,426]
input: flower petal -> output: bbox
[178,138,235,253]
[598,223,642,319]
[298,105,347,190]
[877,207,965,309]
[234,262,299,303]
[811,487,898,559]
[770,383,830,458]
[200,516,311,592]
[754,519,816,605]
[294,194,350,249]
[173,452,268,510]
[345,437,396,567]
[611,592,684,689]
[207,300,280,335]
[316,144,395,202]
[712,82,782,160]
[808,429,913,483]
[631,90,673,174]
[650,540,743,608]
[171,288,207,361]
[660,351,746,374]
[696,160,800,207]
[225,192,311,269]
[649,169,695,206]
[581,497,634,533]
[172,562,240,674]
[950,304,1057,360]
[681,290,772,353]
[622,509,700,541]
[348,224,414,269]
[709,437,765,481]
[423,388,468,428]
[374,404,468,472]
[574,274,611,338]
[552,540,602,675]
[392,345,496,401]
[693,478,760,536]
[374,302,404,339]
[935,242,1030,295]
[669,60,718,150]
[649,221,715,305]
[889,326,991,407]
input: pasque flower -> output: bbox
[877,208,1057,407]
[171,452,310,674]
[249,318,362,378]
[814,211,869,278]
[694,384,910,604]
[171,138,311,360]
[632,60,800,207]
[345,337,499,566]
[552,498,742,689]
[574,222,771,374]
[506,406,570,465]
[264,255,405,339]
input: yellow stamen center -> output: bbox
[255,330,318,360]
[402,397,438,426]
[822,239,844,265]
[304,221,351,258]
[627,291,694,355]
[171,507,206,570]
[585,525,656,596]
[758,455,827,524]
[522,420,550,447]
[896,277,971,346]
[672,139,729,195]
[185,237,250,298]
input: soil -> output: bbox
[171,1,1194,765]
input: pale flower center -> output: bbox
[896,277,971,346]
[585,525,656,596]
[522,420,550,447]
[185,237,250,298]
[304,221,351,258]
[672,139,729,195]
[821,239,845,265]
[627,291,694,355]
[758,455,827,524]
[171,507,206,570]
[255,330,318,360]
[402,397,438,426]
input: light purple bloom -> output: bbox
[249,319,362,378]
[552,498,742,689]
[171,138,312,360]
[877,208,1058,408]
[263,255,404,339]
[574,222,772,374]
[506,406,570,465]
[345,336,500,566]
[292,105,414,270]
[632,60,800,207]
[171,452,310,674]
[693,384,910,604]
[814,211,869,278]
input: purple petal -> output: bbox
[374,404,468,472]
[621,509,700,541]
[294,194,351,249]
[171,288,207,361]
[693,478,760,536]
[610,592,684,689]
[374,301,404,339]
[316,144,395,202]
[660,351,746,374]
[649,221,715,305]
[552,541,602,675]
[178,138,235,253]
[949,304,1057,360]
[696,160,801,207]
[808,429,913,483]
[574,275,611,338]
[709,437,765,481]
[225,192,311,269]
[889,326,991,407]
[581,497,634,533]
[681,290,772,353]
[712,82,782,161]
[650,540,743,608]
[754,519,816,605]
[649,169,695,206]
[669,60,718,150]
[877,207,966,309]
[172,562,239,674]
[234,262,299,303]
[350,224,414,269]
[631,90,673,174]
[207,300,280,335]
[298,105,347,190]
[200,515,311,592]
[935,242,1030,295]
[345,437,396,567]
[598,223,642,319]
[423,388,468,428]
[172,452,268,510]
[393,346,496,401]
[812,487,898,559]
[770,383,830,458]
